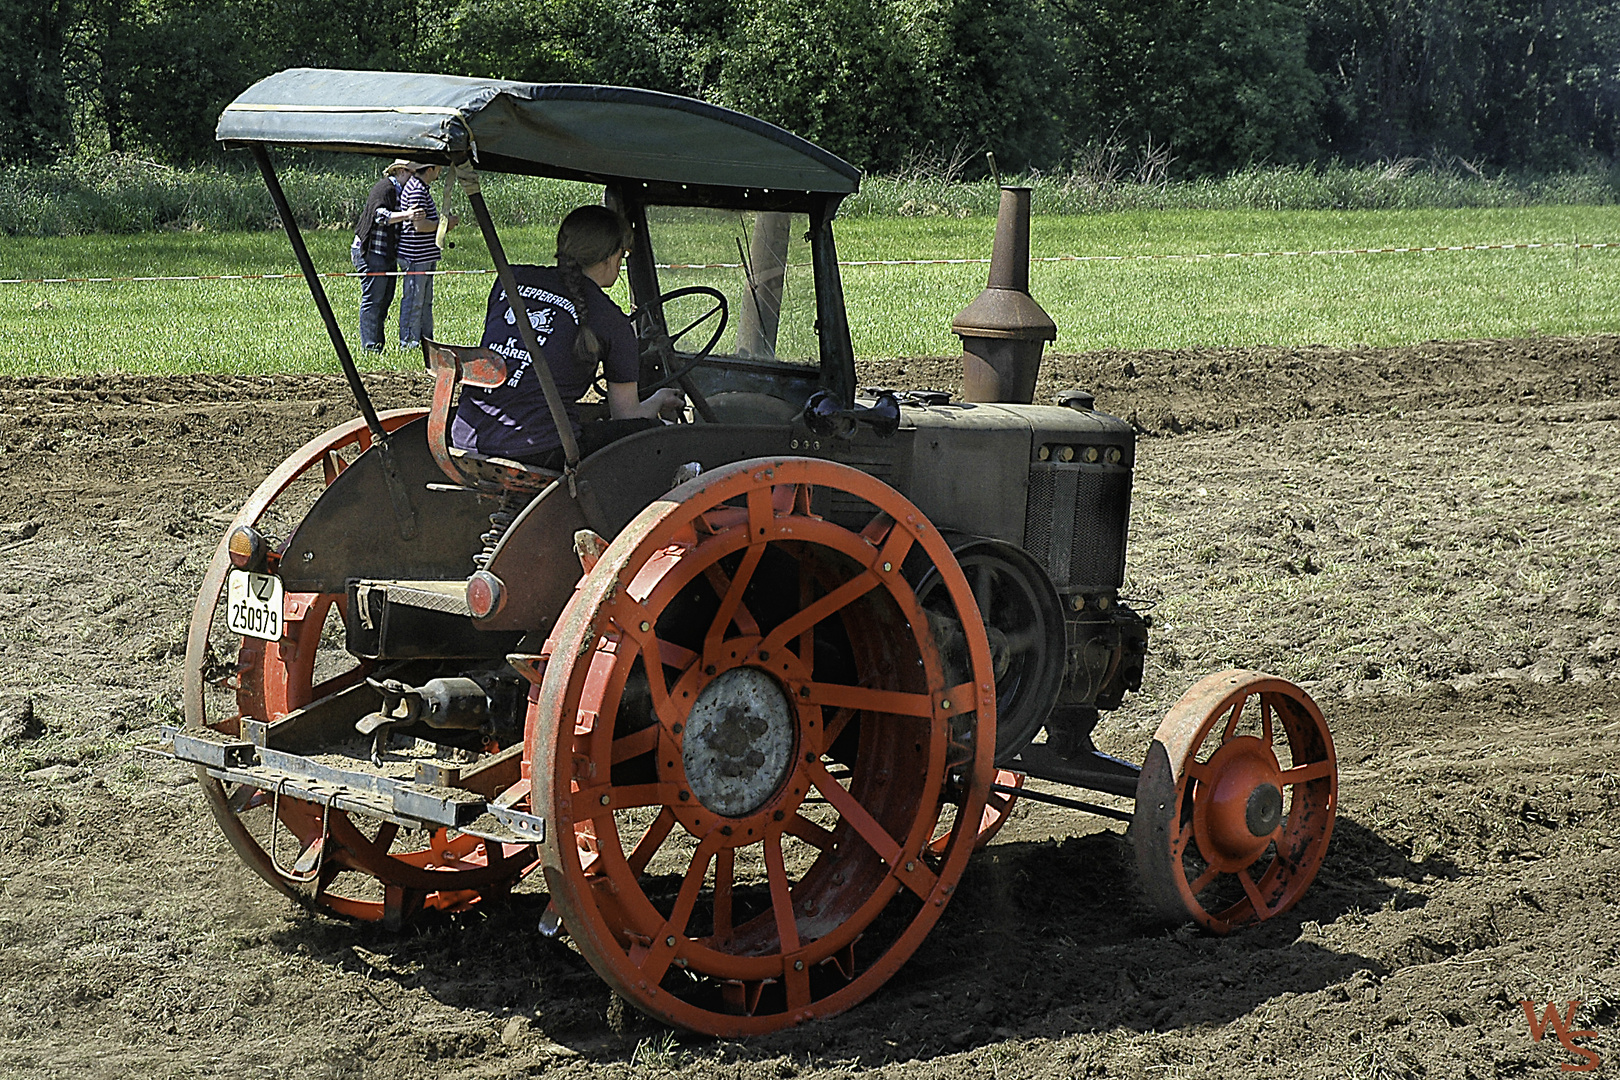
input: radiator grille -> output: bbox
[1023,468,1057,571]
[1023,464,1130,591]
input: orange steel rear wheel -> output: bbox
[1133,670,1336,933]
[184,411,535,922]
[528,458,996,1035]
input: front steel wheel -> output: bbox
[1133,670,1337,933]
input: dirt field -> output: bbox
[2,335,1618,1079]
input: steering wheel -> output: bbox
[636,285,729,393]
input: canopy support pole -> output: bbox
[249,143,385,443]
[250,143,417,540]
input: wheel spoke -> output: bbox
[784,811,835,851]
[1221,698,1246,741]
[588,783,682,811]
[612,725,660,765]
[227,783,269,814]
[712,847,734,944]
[973,563,996,619]
[615,601,680,723]
[671,305,720,341]
[658,637,697,671]
[1187,864,1219,895]
[807,760,901,867]
[704,541,765,654]
[312,852,345,898]
[800,681,933,718]
[1237,865,1271,916]
[310,665,369,703]
[639,841,716,986]
[874,524,918,584]
[627,807,677,877]
[999,629,1045,654]
[821,706,856,749]
[760,571,880,656]
[764,831,801,954]
[1278,759,1333,785]
[291,835,324,876]
[795,560,816,668]
[859,511,895,546]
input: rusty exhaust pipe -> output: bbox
[952,186,1056,404]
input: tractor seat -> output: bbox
[423,339,561,495]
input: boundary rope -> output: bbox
[3,239,1615,286]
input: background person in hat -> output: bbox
[349,159,420,353]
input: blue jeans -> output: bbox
[397,257,437,347]
[351,244,397,352]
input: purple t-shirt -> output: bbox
[451,264,639,458]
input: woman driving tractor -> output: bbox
[450,205,684,469]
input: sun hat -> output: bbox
[385,159,422,175]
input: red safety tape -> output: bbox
[3,240,1615,285]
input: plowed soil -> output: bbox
[2,335,1618,1079]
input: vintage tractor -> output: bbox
[166,69,1338,1035]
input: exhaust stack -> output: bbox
[951,186,1056,404]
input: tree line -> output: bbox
[5,0,1618,176]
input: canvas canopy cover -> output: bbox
[216,68,861,196]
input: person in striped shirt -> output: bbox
[396,164,458,351]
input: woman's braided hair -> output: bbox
[555,205,633,367]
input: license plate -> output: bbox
[226,570,284,641]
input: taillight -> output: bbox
[466,570,506,619]
[227,525,269,572]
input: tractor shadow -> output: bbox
[820,812,1453,1064]
[263,813,1446,1067]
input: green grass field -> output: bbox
[2,205,1617,376]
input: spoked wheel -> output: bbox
[183,411,536,923]
[529,457,996,1035]
[1133,670,1337,933]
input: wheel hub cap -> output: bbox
[1245,783,1283,836]
[683,666,795,817]
[1193,735,1283,870]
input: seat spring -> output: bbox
[473,493,526,570]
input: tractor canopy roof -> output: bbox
[217,68,862,201]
